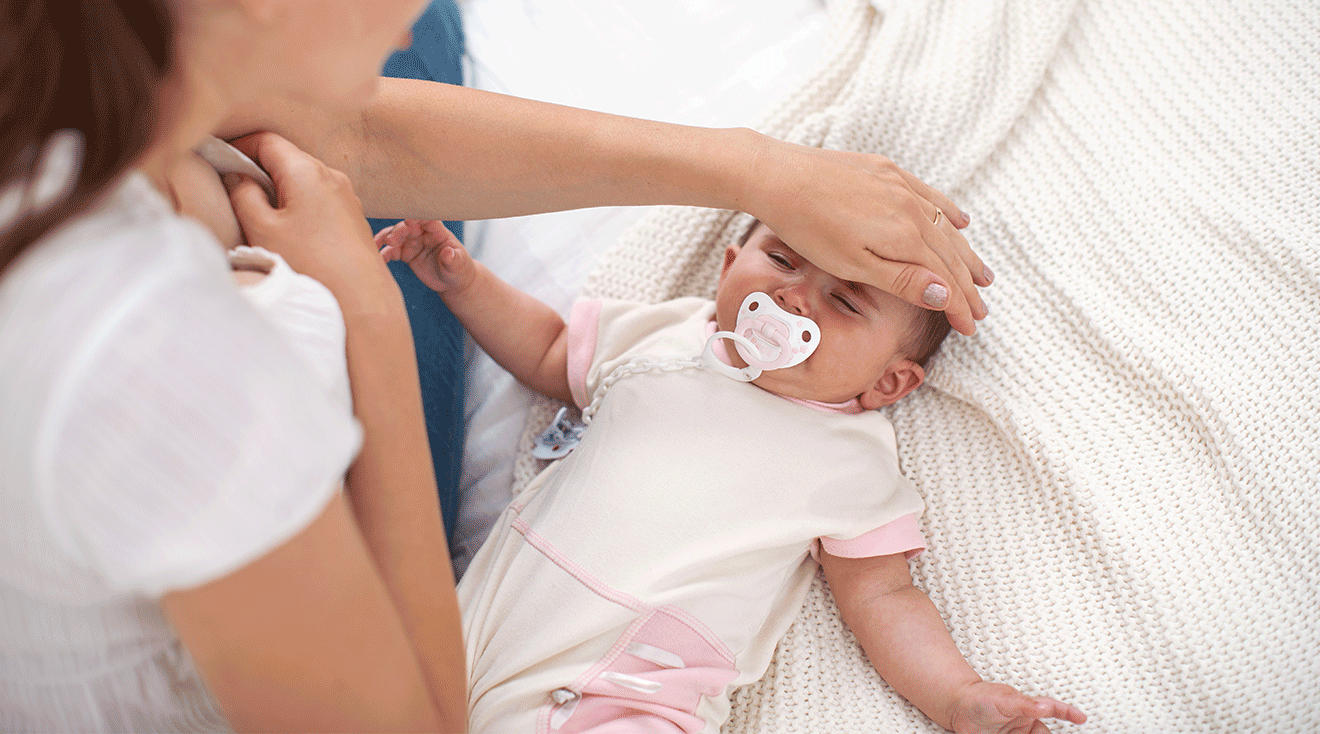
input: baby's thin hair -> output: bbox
[906,308,951,367]
[736,219,761,248]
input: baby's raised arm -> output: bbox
[378,220,572,403]
[820,551,1086,734]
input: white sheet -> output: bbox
[453,0,829,575]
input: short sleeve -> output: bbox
[566,297,713,409]
[566,299,604,408]
[36,254,362,597]
[813,513,926,561]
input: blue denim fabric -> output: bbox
[370,0,467,539]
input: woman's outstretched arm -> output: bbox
[224,79,989,334]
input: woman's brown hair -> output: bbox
[1,0,174,272]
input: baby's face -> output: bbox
[716,223,924,407]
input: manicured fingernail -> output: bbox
[922,283,949,309]
[959,210,971,226]
[982,264,994,284]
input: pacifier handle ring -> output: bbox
[702,331,762,382]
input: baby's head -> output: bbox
[715,221,950,409]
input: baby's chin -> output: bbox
[749,369,853,405]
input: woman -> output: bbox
[2,0,462,730]
[0,0,984,731]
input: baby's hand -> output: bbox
[376,219,475,295]
[950,682,1086,734]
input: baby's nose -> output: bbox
[774,283,810,315]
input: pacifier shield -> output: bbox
[701,292,820,382]
[731,293,820,371]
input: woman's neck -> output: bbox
[134,70,248,251]
[138,68,232,210]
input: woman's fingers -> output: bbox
[864,217,979,335]
[926,207,988,318]
[864,256,973,335]
[898,167,992,292]
[925,201,992,288]
[750,143,989,335]
[225,172,279,239]
[867,201,986,335]
[222,131,386,298]
[227,131,315,197]
[896,164,969,230]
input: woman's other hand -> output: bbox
[226,132,391,299]
[746,140,990,335]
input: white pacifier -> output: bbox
[702,292,820,382]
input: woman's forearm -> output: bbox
[348,80,763,220]
[224,79,762,221]
[221,133,467,730]
[223,76,988,333]
[338,277,468,732]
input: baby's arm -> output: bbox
[820,550,1086,734]
[378,220,572,403]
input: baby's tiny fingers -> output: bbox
[439,244,463,270]
[373,223,396,248]
[380,221,405,246]
[1034,697,1087,725]
[399,235,429,263]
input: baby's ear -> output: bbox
[858,359,925,410]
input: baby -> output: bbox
[379,218,1086,734]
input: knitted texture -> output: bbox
[512,0,1320,730]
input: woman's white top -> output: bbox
[0,170,361,732]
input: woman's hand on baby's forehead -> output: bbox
[744,141,990,336]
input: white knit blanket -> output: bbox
[511,0,1320,730]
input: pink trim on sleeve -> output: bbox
[812,513,926,562]
[567,299,603,409]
